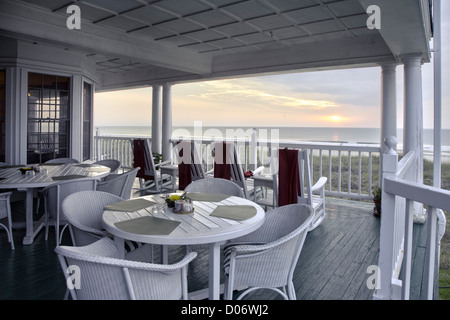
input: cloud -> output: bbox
[185,79,338,111]
[256,67,381,108]
[172,77,379,127]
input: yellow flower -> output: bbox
[168,194,181,201]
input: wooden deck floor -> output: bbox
[241,197,380,300]
[0,192,434,300]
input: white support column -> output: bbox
[71,74,83,161]
[5,67,27,165]
[162,83,172,163]
[403,54,424,221]
[403,55,424,182]
[152,85,162,155]
[380,63,397,154]
[433,0,442,189]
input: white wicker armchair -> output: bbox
[93,159,121,174]
[63,190,122,246]
[0,192,14,250]
[211,141,264,199]
[43,178,99,245]
[223,203,313,300]
[96,167,139,199]
[55,237,197,300]
[63,190,153,262]
[184,177,244,198]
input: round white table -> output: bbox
[0,163,110,244]
[102,194,265,300]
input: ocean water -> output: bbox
[95,126,450,161]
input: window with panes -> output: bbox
[27,73,70,164]
[0,70,5,163]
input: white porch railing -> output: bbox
[93,134,152,169]
[170,137,380,200]
[93,133,381,200]
[374,137,449,300]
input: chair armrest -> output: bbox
[252,174,273,182]
[252,166,265,176]
[311,177,327,194]
[125,251,198,272]
[155,160,171,168]
[224,242,273,260]
[70,221,107,237]
[159,164,178,171]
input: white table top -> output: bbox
[0,162,111,245]
[102,195,265,246]
[0,163,110,189]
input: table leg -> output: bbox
[209,242,221,300]
[22,189,45,245]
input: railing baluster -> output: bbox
[328,149,332,192]
[121,139,125,166]
[122,139,126,166]
[358,151,362,195]
[244,142,248,171]
[319,149,323,178]
[107,138,110,159]
[338,150,341,193]
[109,138,113,159]
[424,206,438,299]
[112,138,115,159]
[110,138,113,159]
[401,199,413,300]
[348,150,351,194]
[113,138,117,160]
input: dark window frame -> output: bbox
[82,81,93,161]
[27,72,71,164]
[0,70,5,163]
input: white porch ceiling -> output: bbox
[0,0,432,91]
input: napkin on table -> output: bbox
[114,216,180,235]
[210,205,257,221]
[186,192,230,202]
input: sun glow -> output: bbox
[328,115,345,122]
